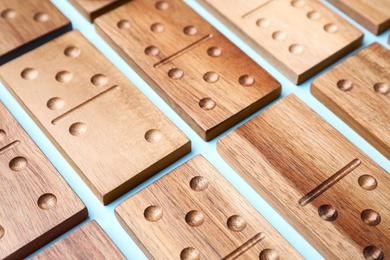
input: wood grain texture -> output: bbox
[0,102,87,260]
[0,30,190,205]
[311,43,390,160]
[94,0,281,141]
[0,0,71,65]
[116,155,302,259]
[33,221,125,259]
[217,94,390,259]
[196,0,363,84]
[327,0,390,35]
[67,0,131,22]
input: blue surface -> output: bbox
[0,0,388,259]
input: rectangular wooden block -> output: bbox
[32,221,125,259]
[95,0,281,141]
[327,0,390,35]
[0,101,87,259]
[115,155,302,259]
[68,0,131,22]
[0,30,191,205]
[311,43,390,160]
[0,0,71,65]
[196,0,363,84]
[217,94,390,259]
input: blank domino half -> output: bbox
[196,0,363,84]
[95,0,281,141]
[0,0,71,65]
[32,221,125,259]
[327,0,390,35]
[312,43,390,160]
[116,155,302,259]
[0,30,190,205]
[217,95,390,259]
[0,102,87,259]
[67,0,131,22]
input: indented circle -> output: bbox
[144,205,163,222]
[38,193,57,210]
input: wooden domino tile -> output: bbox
[68,0,131,22]
[0,101,87,259]
[0,30,190,205]
[327,0,390,35]
[116,155,302,259]
[32,221,125,259]
[312,43,390,160]
[0,0,71,65]
[217,94,390,259]
[95,0,281,141]
[196,0,363,84]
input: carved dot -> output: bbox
[155,1,169,10]
[361,209,381,226]
[272,31,287,41]
[307,11,321,20]
[64,46,81,58]
[91,74,108,86]
[203,71,219,83]
[184,26,198,36]
[47,97,65,110]
[0,225,4,238]
[151,23,164,32]
[168,68,184,79]
[1,9,16,19]
[260,249,280,260]
[289,44,304,55]
[34,12,49,22]
[144,205,163,222]
[358,175,378,190]
[117,19,131,29]
[180,247,200,260]
[291,0,305,7]
[318,204,338,221]
[55,71,73,83]
[145,129,163,143]
[9,157,28,172]
[21,68,38,80]
[69,122,87,136]
[145,46,160,56]
[0,129,6,141]
[190,176,209,191]
[337,79,353,91]
[363,246,384,260]
[227,215,247,232]
[324,23,339,33]
[199,98,216,110]
[185,210,204,227]
[38,193,57,210]
[256,18,270,28]
[207,46,223,57]
[373,83,389,95]
[239,75,255,86]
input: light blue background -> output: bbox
[0,0,388,259]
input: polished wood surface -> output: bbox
[116,155,302,259]
[68,0,131,22]
[0,30,190,205]
[0,0,70,64]
[0,101,87,260]
[197,0,363,84]
[312,43,390,160]
[218,95,390,259]
[327,0,390,35]
[95,0,281,141]
[33,221,125,259]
